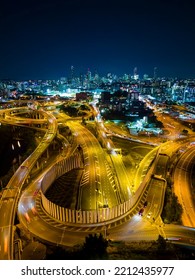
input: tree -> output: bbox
[162,192,183,224]
[157,235,167,251]
[81,233,109,259]
[171,194,183,222]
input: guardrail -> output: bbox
[0,108,58,260]
[40,148,160,226]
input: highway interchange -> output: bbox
[0,100,195,259]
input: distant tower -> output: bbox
[154,67,158,80]
[94,69,99,80]
[87,68,91,81]
[70,65,74,82]
[80,73,84,87]
[133,67,139,80]
[134,67,137,76]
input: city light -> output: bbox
[1,72,195,262]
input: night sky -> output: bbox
[0,0,195,80]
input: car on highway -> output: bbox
[144,201,148,208]
[33,189,39,196]
[147,212,152,218]
[138,208,144,216]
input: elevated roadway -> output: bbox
[66,120,118,210]
[0,108,58,260]
[173,146,195,227]
[1,104,195,259]
[15,115,195,254]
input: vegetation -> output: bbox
[157,234,167,250]
[44,234,195,260]
[161,178,183,224]
[46,233,109,260]
[162,193,183,224]
[81,233,109,259]
[59,102,90,117]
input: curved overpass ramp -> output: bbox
[1,106,195,258]
[0,108,58,260]
[173,146,195,227]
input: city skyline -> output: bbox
[0,0,195,80]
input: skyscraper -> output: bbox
[133,67,139,80]
[154,67,158,80]
[70,65,74,84]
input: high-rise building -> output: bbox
[70,65,74,83]
[87,68,91,81]
[133,67,139,80]
[94,69,99,84]
[154,67,158,80]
